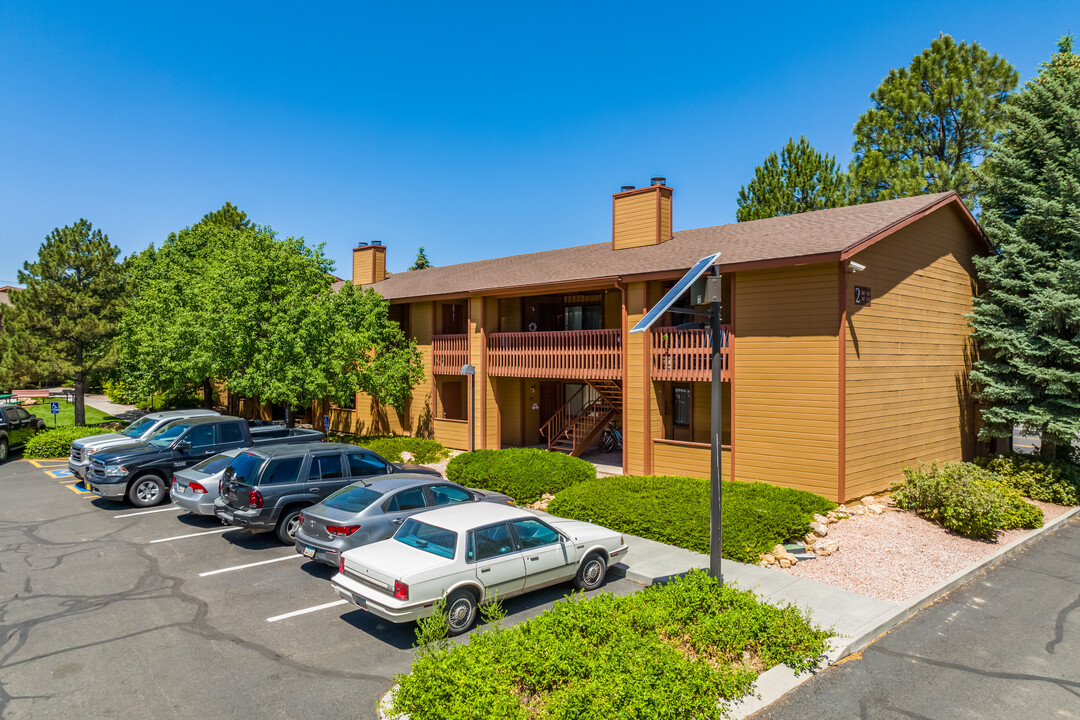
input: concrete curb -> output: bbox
[727,505,1080,719]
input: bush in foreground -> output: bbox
[327,434,447,464]
[892,462,1043,539]
[973,454,1080,505]
[547,475,834,564]
[446,448,595,504]
[391,570,833,720]
[24,427,113,459]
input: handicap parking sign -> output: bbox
[50,402,59,414]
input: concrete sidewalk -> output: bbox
[83,394,142,421]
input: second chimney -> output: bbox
[612,179,673,250]
[352,241,387,285]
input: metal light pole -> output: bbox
[707,267,723,581]
[460,364,476,451]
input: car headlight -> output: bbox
[104,465,128,477]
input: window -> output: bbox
[148,422,192,448]
[307,453,344,480]
[673,385,691,427]
[387,487,427,512]
[469,523,517,562]
[194,453,235,475]
[564,304,603,331]
[260,457,303,485]
[121,417,156,438]
[511,519,561,549]
[226,452,265,485]
[15,407,31,421]
[187,424,216,448]
[395,519,456,559]
[430,485,473,506]
[348,451,388,477]
[324,486,384,513]
[220,423,244,444]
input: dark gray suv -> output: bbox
[214,442,442,544]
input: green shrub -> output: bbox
[24,427,113,459]
[892,462,1043,539]
[445,448,596,503]
[391,570,833,720]
[547,475,835,564]
[328,434,447,464]
[973,454,1080,505]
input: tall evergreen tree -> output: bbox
[969,36,1080,460]
[850,34,1018,206]
[408,246,434,271]
[198,201,251,231]
[0,220,126,425]
[736,136,849,221]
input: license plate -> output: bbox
[303,546,316,558]
[354,595,367,608]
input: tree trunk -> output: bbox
[1040,440,1057,462]
[73,374,87,427]
[202,378,213,409]
[286,406,296,429]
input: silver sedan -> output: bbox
[170,448,242,515]
[294,474,515,567]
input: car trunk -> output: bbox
[342,540,454,592]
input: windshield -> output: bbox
[147,423,193,448]
[193,453,236,475]
[226,452,266,485]
[121,417,156,438]
[323,485,383,514]
[394,519,456,559]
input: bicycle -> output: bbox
[598,423,622,453]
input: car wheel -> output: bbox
[128,475,166,507]
[444,589,478,636]
[275,508,303,545]
[0,438,8,463]
[573,553,607,591]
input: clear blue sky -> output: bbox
[1,1,1075,285]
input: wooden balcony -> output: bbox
[650,325,731,382]
[488,329,622,379]
[432,334,468,375]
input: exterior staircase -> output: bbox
[540,380,622,457]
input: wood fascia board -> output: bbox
[839,193,988,261]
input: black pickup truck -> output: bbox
[85,415,324,507]
[0,404,47,463]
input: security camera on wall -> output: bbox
[848,261,867,273]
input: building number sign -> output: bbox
[854,286,871,306]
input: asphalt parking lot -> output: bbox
[0,456,638,719]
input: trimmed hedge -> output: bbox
[547,475,835,564]
[392,570,833,720]
[327,434,448,464]
[892,462,1044,539]
[445,448,596,504]
[24,427,113,459]
[973,454,1080,505]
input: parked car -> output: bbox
[68,409,220,480]
[294,475,515,567]
[170,448,242,516]
[85,416,324,507]
[216,443,443,544]
[0,404,46,463]
[331,504,628,635]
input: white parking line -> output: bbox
[266,600,348,623]
[199,554,303,577]
[149,528,231,544]
[115,506,180,518]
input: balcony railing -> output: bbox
[432,334,468,375]
[488,329,622,379]
[650,325,731,382]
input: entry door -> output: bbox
[539,382,562,429]
[442,304,464,334]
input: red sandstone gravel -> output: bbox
[778,500,1074,604]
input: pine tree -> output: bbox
[851,34,1018,207]
[736,136,849,221]
[969,36,1080,460]
[408,246,434,271]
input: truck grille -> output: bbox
[89,457,107,480]
[70,445,84,462]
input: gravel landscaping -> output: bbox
[775,498,1074,603]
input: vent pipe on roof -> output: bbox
[370,240,383,246]
[651,177,666,186]
[357,241,369,248]
[620,185,636,192]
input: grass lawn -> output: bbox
[23,401,120,427]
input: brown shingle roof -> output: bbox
[366,192,979,300]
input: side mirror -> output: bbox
[177,440,192,453]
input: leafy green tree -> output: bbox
[408,246,434,271]
[851,34,1018,206]
[736,136,849,221]
[969,36,1080,460]
[0,220,126,425]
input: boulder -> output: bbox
[815,539,841,557]
[761,553,776,565]
[809,521,829,537]
[826,511,838,522]
[803,533,817,546]
[813,513,830,525]
[861,495,876,505]
[772,544,786,556]
[778,557,792,569]
[867,503,886,515]
[399,451,415,463]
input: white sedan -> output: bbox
[331,503,628,635]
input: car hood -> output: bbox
[544,517,618,544]
[341,538,455,586]
[92,442,167,465]
[73,433,127,449]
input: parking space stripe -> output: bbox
[266,600,348,623]
[199,554,302,577]
[149,528,230,543]
[114,506,180,518]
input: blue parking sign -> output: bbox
[50,402,59,414]
[323,414,330,433]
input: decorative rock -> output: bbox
[781,552,798,565]
[837,504,847,512]
[399,451,415,463]
[867,503,886,515]
[803,533,817,546]
[813,513,830,525]
[761,553,776,565]
[826,511,838,522]
[772,544,786,556]
[815,538,841,557]
[848,506,866,515]
[861,495,876,506]
[778,557,792,569]
[809,521,829,537]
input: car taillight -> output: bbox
[327,524,361,537]
[298,512,305,524]
[218,478,224,495]
[393,580,409,601]
[249,489,263,508]
[338,555,346,573]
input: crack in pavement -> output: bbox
[1045,593,1080,655]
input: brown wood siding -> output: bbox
[613,192,659,250]
[625,281,648,474]
[660,192,672,241]
[433,418,468,449]
[732,264,840,499]
[844,206,980,499]
[652,440,728,480]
